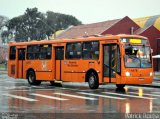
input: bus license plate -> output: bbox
[139,78,144,80]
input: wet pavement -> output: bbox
[0,73,160,119]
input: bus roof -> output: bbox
[8,34,148,46]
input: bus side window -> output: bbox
[82,41,99,59]
[39,44,52,59]
[27,44,51,60]
[66,42,82,59]
[9,46,16,60]
[27,45,39,60]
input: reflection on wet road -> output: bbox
[0,74,160,118]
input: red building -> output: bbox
[57,16,160,71]
[57,16,140,39]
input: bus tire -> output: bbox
[116,84,125,89]
[27,70,41,85]
[88,72,99,89]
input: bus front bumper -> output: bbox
[118,76,154,84]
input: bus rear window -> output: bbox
[9,46,16,60]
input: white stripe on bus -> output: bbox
[77,92,126,100]
[30,93,68,101]
[54,93,97,100]
[3,94,37,101]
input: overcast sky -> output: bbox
[0,0,160,24]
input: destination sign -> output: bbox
[129,39,141,44]
[121,38,149,45]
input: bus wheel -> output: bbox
[116,84,125,89]
[88,72,99,89]
[27,70,41,85]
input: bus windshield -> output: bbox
[125,45,152,68]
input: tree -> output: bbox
[0,15,8,29]
[5,8,82,42]
[0,15,9,44]
[7,8,47,42]
[1,30,13,44]
[46,11,82,35]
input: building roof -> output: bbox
[56,18,121,39]
[133,15,160,31]
[134,25,160,35]
[134,26,151,34]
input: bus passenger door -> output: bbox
[17,48,26,78]
[55,47,64,81]
[103,44,120,83]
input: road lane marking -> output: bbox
[30,93,68,101]
[77,92,126,100]
[102,92,156,100]
[152,92,160,94]
[1,81,26,83]
[129,92,160,97]
[5,86,30,90]
[61,88,80,91]
[3,94,38,101]
[4,86,46,90]
[0,88,64,92]
[152,82,160,85]
[126,86,155,90]
[54,93,97,100]
[30,86,45,88]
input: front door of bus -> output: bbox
[55,47,64,81]
[17,48,25,78]
[103,44,120,83]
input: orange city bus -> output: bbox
[8,34,154,89]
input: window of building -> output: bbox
[82,41,99,59]
[66,42,82,59]
[9,46,16,60]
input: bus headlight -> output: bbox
[126,71,131,76]
[150,72,153,76]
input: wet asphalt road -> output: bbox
[1,74,160,119]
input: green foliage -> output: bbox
[0,15,8,29]
[46,11,82,30]
[2,7,82,42]
[7,8,47,41]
